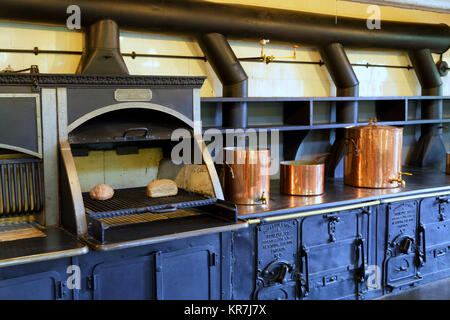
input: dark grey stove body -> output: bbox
[0,73,449,300]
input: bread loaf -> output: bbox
[90,184,114,201]
[147,179,178,198]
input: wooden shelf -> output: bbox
[201,96,450,103]
[202,120,450,133]
[201,96,450,132]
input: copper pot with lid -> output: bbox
[344,119,410,189]
[223,147,270,205]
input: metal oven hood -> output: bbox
[76,19,129,75]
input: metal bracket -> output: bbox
[436,59,449,77]
[325,214,341,243]
[437,196,449,221]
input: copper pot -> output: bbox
[223,147,270,205]
[344,119,408,189]
[447,152,450,175]
[280,154,326,196]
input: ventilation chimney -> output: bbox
[76,19,129,75]
[408,49,445,169]
[198,33,248,129]
[320,43,359,178]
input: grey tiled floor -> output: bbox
[379,278,450,300]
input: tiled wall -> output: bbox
[0,0,449,97]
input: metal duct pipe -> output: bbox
[320,43,359,123]
[198,33,248,128]
[320,43,359,177]
[76,19,129,75]
[0,0,449,53]
[408,49,446,168]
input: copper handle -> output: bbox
[345,138,359,157]
[313,153,330,162]
[224,162,235,179]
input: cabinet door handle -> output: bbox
[301,246,310,294]
[357,237,367,282]
[419,224,427,265]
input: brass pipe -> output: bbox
[246,200,380,224]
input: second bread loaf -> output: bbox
[146,179,178,198]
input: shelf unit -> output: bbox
[201,96,450,133]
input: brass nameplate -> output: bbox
[114,89,152,102]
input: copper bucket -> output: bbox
[223,147,270,205]
[280,154,327,196]
[344,119,409,188]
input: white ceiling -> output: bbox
[345,0,450,14]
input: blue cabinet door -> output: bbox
[0,271,62,300]
[383,201,422,291]
[156,246,219,300]
[418,196,450,278]
[301,208,370,300]
[92,255,155,300]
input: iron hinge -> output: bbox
[437,196,448,221]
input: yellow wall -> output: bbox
[0,0,449,97]
[74,148,163,192]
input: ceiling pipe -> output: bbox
[408,49,446,169]
[320,43,359,178]
[198,33,248,129]
[0,0,448,53]
[76,19,129,75]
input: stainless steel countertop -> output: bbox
[237,167,450,220]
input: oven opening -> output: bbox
[62,108,236,245]
[0,148,46,242]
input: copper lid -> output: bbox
[346,118,402,132]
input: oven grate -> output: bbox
[83,187,217,219]
[0,158,44,217]
[97,209,200,227]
